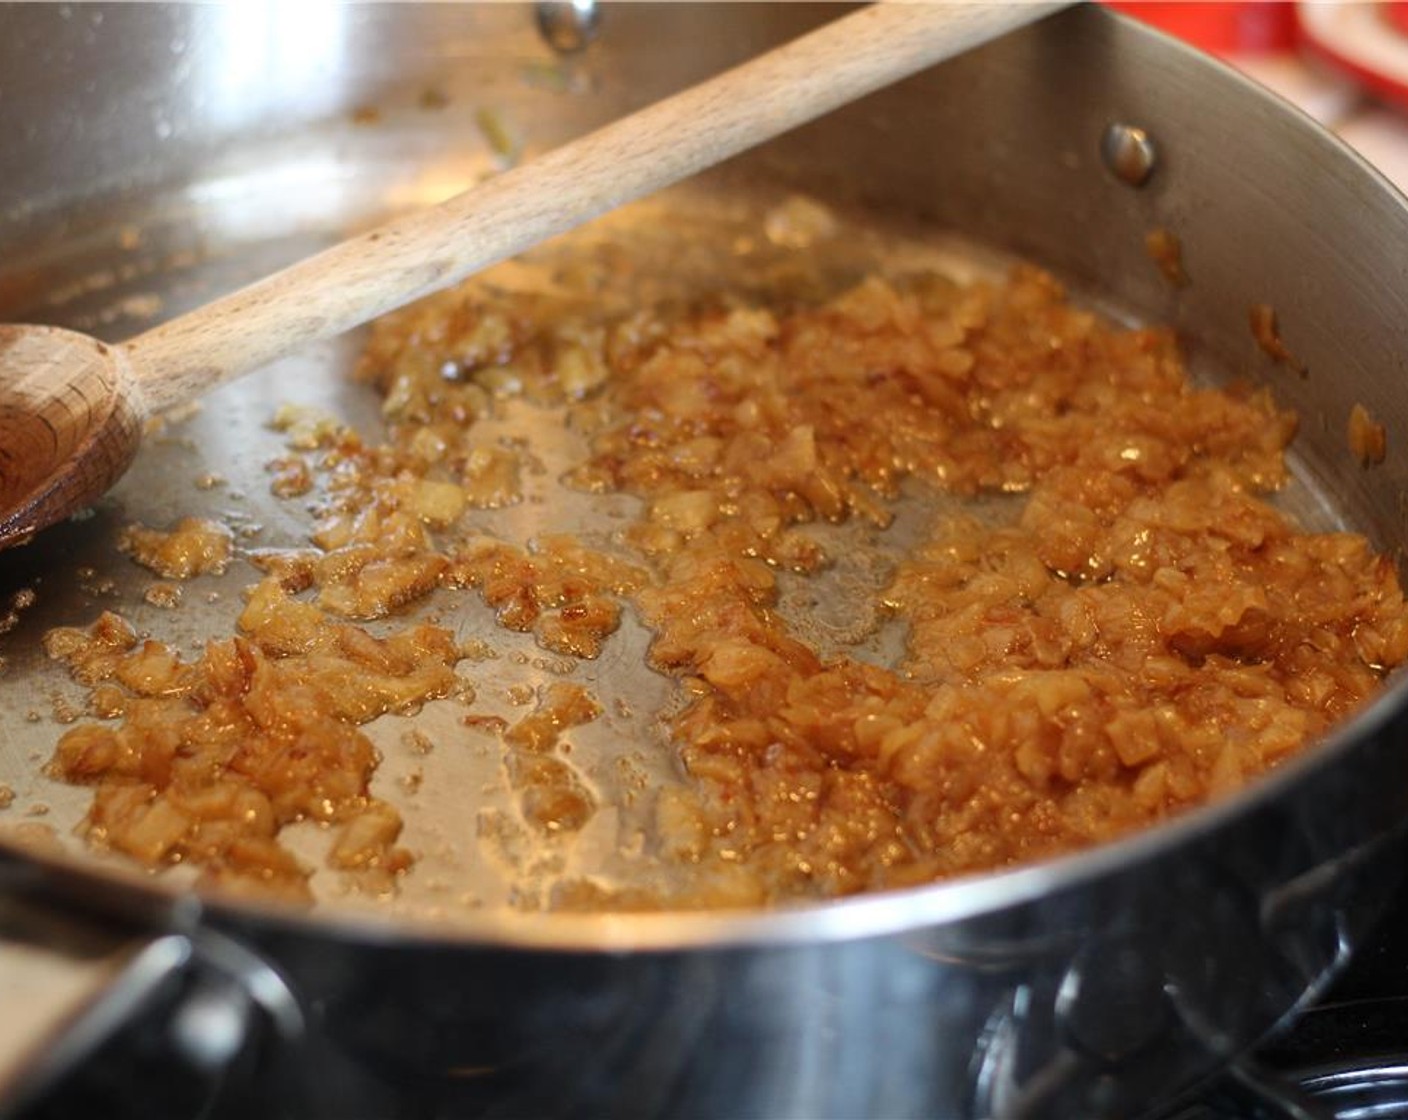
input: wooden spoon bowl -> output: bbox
[0,326,142,548]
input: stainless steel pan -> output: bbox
[3,4,1408,1117]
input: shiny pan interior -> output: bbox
[0,3,1406,953]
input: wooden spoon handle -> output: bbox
[124,1,1066,413]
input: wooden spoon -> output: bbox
[0,1,1066,550]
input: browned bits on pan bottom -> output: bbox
[505,683,603,834]
[1145,227,1188,287]
[560,266,1401,907]
[118,516,233,580]
[1349,402,1388,466]
[448,536,646,658]
[1250,302,1307,375]
[46,593,458,900]
[142,582,182,609]
[362,263,1408,908]
[42,251,1408,911]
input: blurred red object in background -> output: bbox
[1297,2,1408,116]
[1103,2,1298,55]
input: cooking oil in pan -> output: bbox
[0,183,1378,926]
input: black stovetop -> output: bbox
[1163,855,1408,1120]
[14,867,1408,1120]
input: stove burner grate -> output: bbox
[1159,990,1408,1120]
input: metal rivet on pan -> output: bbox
[1101,122,1158,187]
[536,0,600,54]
